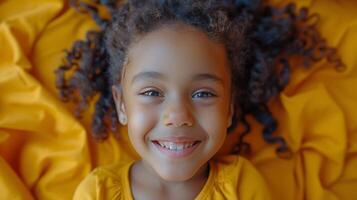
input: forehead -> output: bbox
[123,23,230,86]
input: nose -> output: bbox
[163,100,194,128]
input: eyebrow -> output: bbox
[193,73,224,85]
[131,71,224,85]
[131,71,166,84]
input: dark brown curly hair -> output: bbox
[55,0,343,157]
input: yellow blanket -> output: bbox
[0,0,356,199]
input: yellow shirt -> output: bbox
[73,155,271,200]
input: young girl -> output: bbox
[56,0,342,199]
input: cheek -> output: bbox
[195,100,228,141]
[127,103,158,144]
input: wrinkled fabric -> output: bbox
[0,0,356,199]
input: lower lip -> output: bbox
[152,141,200,158]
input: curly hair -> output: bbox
[55,0,343,157]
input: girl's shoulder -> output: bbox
[211,154,259,179]
[73,160,135,200]
[92,160,134,179]
[203,155,271,200]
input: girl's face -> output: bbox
[112,23,234,181]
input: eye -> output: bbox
[192,91,217,98]
[139,89,163,97]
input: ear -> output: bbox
[112,85,127,126]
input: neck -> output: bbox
[130,160,209,196]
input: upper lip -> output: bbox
[152,136,201,143]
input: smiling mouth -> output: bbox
[152,140,201,151]
[151,140,201,157]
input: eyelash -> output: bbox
[192,91,216,98]
[140,90,162,97]
[139,89,217,98]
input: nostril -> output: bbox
[164,119,193,127]
[163,110,194,127]
[177,122,193,127]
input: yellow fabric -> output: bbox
[73,155,271,200]
[0,0,356,199]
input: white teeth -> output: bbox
[156,141,197,151]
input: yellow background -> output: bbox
[1,0,356,199]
